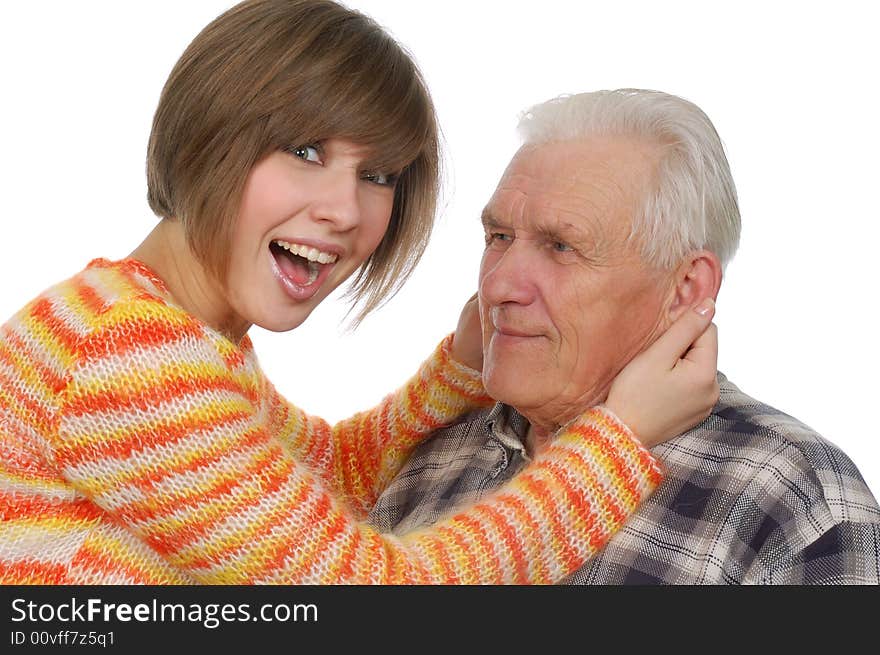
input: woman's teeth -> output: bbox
[272,240,338,264]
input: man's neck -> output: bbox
[525,423,554,457]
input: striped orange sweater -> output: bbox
[0,258,663,584]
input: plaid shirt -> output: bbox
[368,374,880,584]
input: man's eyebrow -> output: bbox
[480,210,505,229]
[480,212,600,247]
[536,219,592,244]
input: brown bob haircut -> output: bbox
[147,0,439,323]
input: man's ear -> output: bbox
[665,250,723,323]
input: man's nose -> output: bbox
[479,241,537,307]
[309,170,362,232]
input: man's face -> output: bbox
[478,135,675,435]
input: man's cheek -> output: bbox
[479,309,493,350]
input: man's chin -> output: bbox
[483,364,543,410]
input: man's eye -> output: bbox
[487,232,512,243]
[553,241,574,253]
[361,171,399,187]
[288,144,322,163]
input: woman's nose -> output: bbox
[310,170,362,232]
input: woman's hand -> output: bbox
[450,292,483,371]
[605,298,719,448]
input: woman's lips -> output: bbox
[269,249,337,302]
[268,237,347,302]
[273,237,346,260]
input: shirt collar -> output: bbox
[483,403,531,460]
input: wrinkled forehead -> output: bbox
[485,138,658,235]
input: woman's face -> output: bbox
[222,138,397,335]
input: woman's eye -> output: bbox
[289,144,322,163]
[361,171,398,187]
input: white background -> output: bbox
[1,1,877,494]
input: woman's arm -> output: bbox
[57,379,658,583]
[275,335,492,517]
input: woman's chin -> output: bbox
[243,268,349,334]
[255,308,314,334]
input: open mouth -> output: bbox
[269,239,338,288]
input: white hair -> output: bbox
[517,89,741,270]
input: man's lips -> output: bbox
[492,325,541,338]
[489,308,545,338]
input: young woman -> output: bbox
[0,0,718,584]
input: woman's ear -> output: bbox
[665,250,723,323]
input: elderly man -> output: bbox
[367,89,880,584]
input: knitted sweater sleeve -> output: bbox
[274,334,493,517]
[52,300,664,584]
